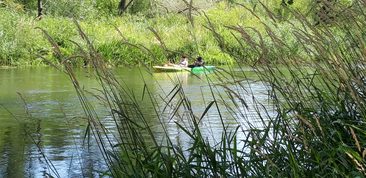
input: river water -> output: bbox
[0,67,273,177]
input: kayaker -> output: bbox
[188,56,205,68]
[165,55,189,67]
[178,55,189,67]
[194,56,205,67]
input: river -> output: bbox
[0,67,272,177]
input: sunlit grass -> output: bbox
[0,1,317,67]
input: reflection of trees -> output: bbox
[0,125,27,177]
[0,68,81,176]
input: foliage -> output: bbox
[95,0,120,16]
[128,0,152,15]
[44,0,98,19]
[0,0,361,67]
[0,10,51,66]
[0,1,297,66]
[1,1,240,66]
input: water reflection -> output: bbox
[0,67,273,177]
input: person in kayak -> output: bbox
[178,55,189,67]
[165,55,189,67]
[188,56,205,68]
[194,56,204,67]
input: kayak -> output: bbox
[153,66,216,74]
[191,66,216,74]
[153,66,191,72]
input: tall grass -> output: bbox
[38,1,366,177]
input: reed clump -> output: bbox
[211,1,366,177]
[39,1,366,177]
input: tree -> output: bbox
[37,0,42,19]
[118,0,134,15]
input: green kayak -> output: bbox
[153,66,215,74]
[191,66,216,74]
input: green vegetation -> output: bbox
[0,0,230,66]
[3,0,366,177]
[35,0,366,177]
[0,0,355,67]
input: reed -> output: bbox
[38,1,366,177]
[211,1,366,176]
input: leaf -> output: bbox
[198,101,215,124]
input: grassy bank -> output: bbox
[0,0,331,67]
[34,1,366,177]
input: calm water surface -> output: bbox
[0,67,272,177]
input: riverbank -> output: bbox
[1,1,313,67]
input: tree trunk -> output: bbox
[118,0,126,15]
[118,0,134,15]
[37,0,43,19]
